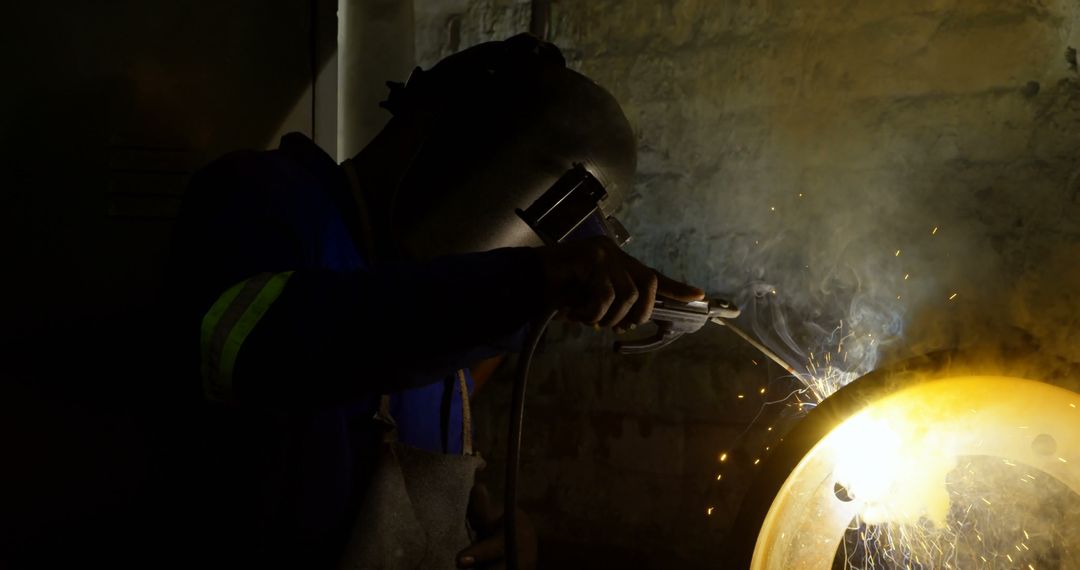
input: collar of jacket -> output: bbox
[278,132,387,264]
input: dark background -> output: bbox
[5,1,1080,569]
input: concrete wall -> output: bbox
[414,1,1080,567]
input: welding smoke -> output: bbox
[618,77,1080,395]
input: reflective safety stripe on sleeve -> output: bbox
[200,271,294,402]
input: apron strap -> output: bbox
[377,369,474,456]
[457,369,473,456]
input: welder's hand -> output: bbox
[537,235,705,330]
[457,484,536,570]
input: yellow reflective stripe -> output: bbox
[201,271,294,402]
[200,281,246,393]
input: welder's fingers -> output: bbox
[621,270,659,327]
[457,533,504,569]
[456,511,537,570]
[575,272,616,324]
[466,484,499,531]
[655,271,705,302]
[598,269,638,328]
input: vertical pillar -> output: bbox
[338,0,416,160]
[313,0,340,159]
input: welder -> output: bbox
[167,34,702,569]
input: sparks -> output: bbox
[759,387,766,394]
[895,249,901,256]
[719,452,728,463]
[904,273,910,280]
[716,474,722,481]
[932,226,939,235]
[753,458,761,465]
[706,506,714,516]
[948,293,958,300]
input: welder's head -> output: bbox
[381,34,636,259]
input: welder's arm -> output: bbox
[233,237,703,407]
[234,247,546,407]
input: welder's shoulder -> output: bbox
[186,147,300,204]
[184,134,341,215]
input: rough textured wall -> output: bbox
[414,2,1080,568]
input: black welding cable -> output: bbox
[505,309,557,570]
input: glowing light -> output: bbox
[904,273,910,280]
[738,394,745,399]
[754,458,761,465]
[827,411,942,523]
[770,206,776,212]
[932,226,939,235]
[751,376,1080,570]
[717,474,723,481]
[706,506,714,516]
[760,387,766,395]
[948,293,958,300]
[895,249,901,257]
[719,452,728,463]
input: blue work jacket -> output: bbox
[168,132,542,567]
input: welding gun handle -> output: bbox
[613,325,684,355]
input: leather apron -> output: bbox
[339,370,485,569]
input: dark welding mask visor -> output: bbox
[516,163,630,247]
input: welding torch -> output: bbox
[615,296,799,375]
[505,164,798,570]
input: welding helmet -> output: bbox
[382,34,636,259]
